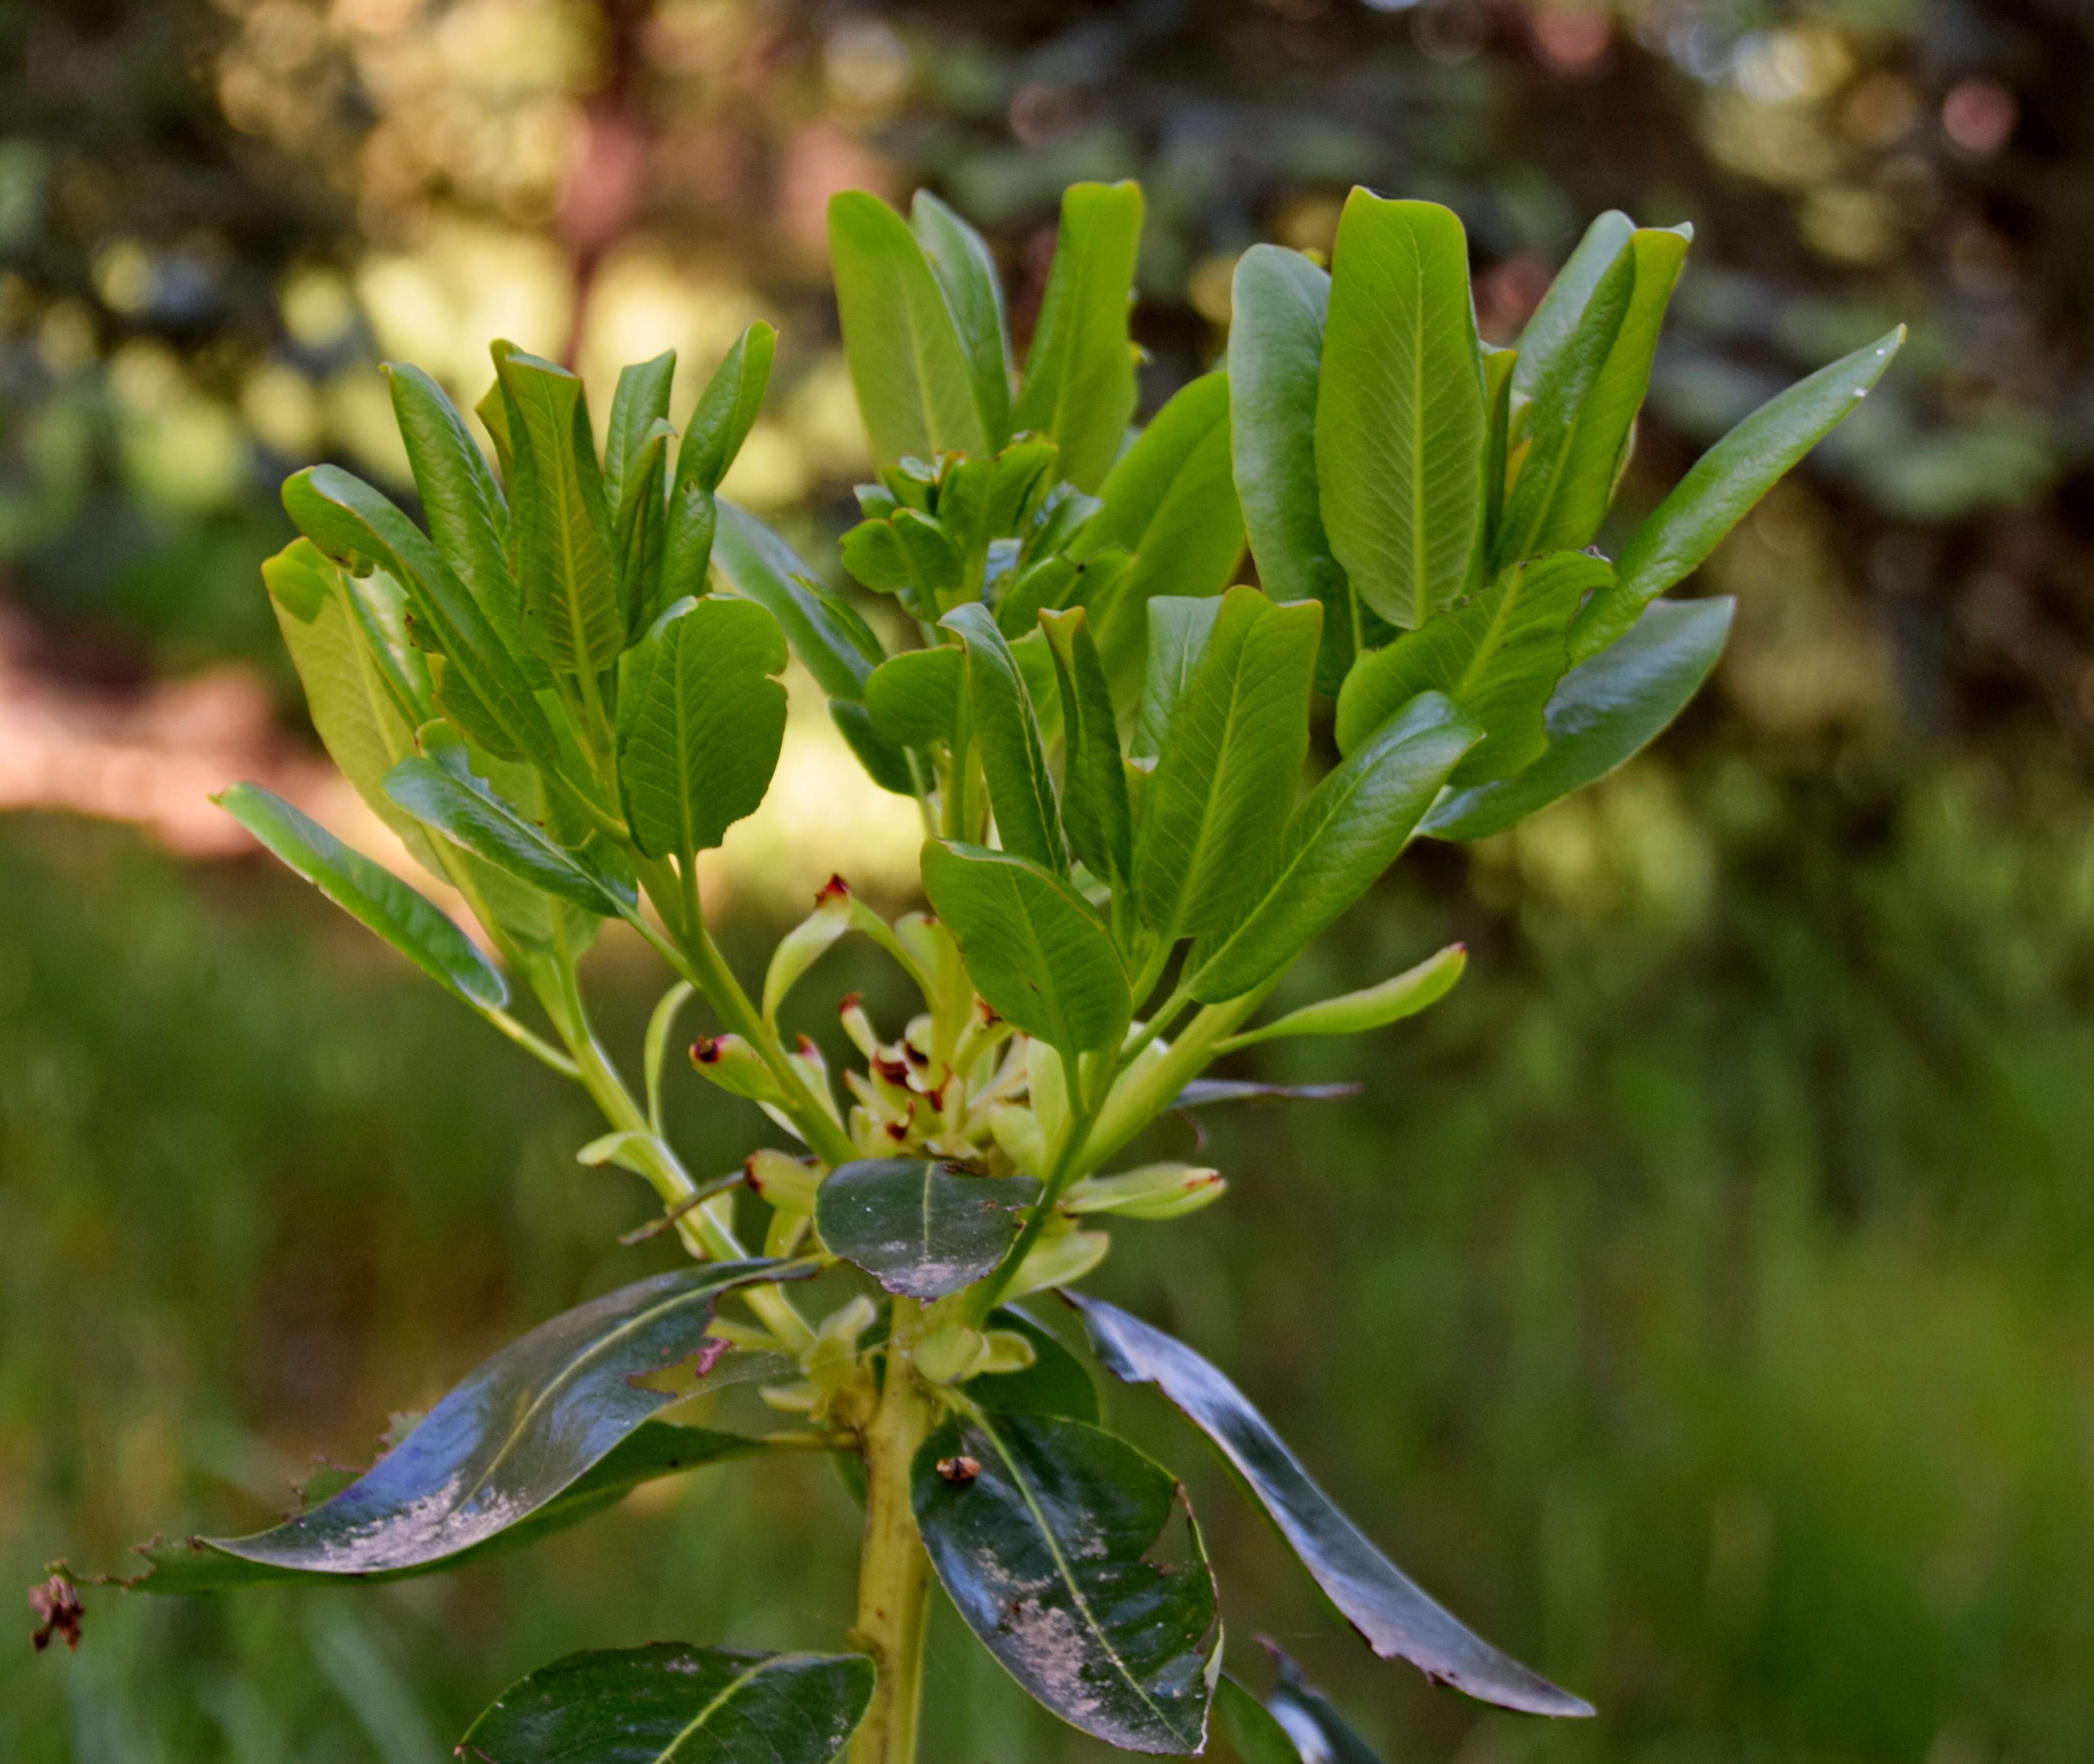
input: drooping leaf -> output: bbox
[816,1161,1043,1300]
[943,603,1065,873]
[615,595,789,862]
[1131,595,1223,761]
[1040,606,1134,890]
[1136,587,1321,942]
[1229,244,1354,692]
[1262,1649,1387,1764]
[865,644,963,749]
[1067,1292,1594,1718]
[457,1645,876,1764]
[1012,180,1145,494]
[969,1306,1103,1424]
[920,840,1131,1056]
[1425,595,1734,841]
[1219,943,1466,1051]
[1568,328,1904,661]
[1184,692,1479,1003]
[217,783,504,1010]
[712,500,876,700]
[603,348,676,513]
[830,189,989,469]
[913,188,1013,449]
[1215,1675,1309,1764]
[913,1411,1221,1754]
[1316,194,1485,630]
[662,323,777,609]
[1334,551,1611,784]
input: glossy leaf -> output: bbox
[830,189,988,468]
[1136,587,1322,942]
[866,644,963,750]
[1425,595,1734,841]
[1040,605,1134,889]
[1510,209,1636,408]
[913,188,1013,449]
[616,595,789,861]
[1185,692,1479,1003]
[1219,942,1466,1051]
[712,500,875,700]
[1215,1676,1309,1764]
[458,1645,875,1764]
[1131,595,1222,761]
[217,782,504,1010]
[662,323,776,609]
[817,1160,1043,1300]
[1229,245,1353,692]
[1067,1292,1594,1717]
[612,417,672,636]
[1569,327,1904,660]
[944,603,1065,872]
[603,349,676,513]
[1264,1649,1387,1764]
[920,839,1131,1056]
[969,1307,1102,1424]
[1316,194,1485,630]
[1012,180,1145,493]
[913,1411,1221,1753]
[1335,551,1612,785]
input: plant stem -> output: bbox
[849,1298,936,1764]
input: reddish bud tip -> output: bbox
[839,991,864,1013]
[817,874,851,903]
[691,1037,721,1065]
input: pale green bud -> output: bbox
[1060,1162,1225,1220]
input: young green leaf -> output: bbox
[1136,587,1321,941]
[612,417,672,636]
[1426,594,1734,841]
[913,1411,1221,1754]
[1131,594,1223,760]
[662,322,777,607]
[1229,244,1354,692]
[1334,550,1612,785]
[920,840,1131,1056]
[816,1161,1044,1300]
[942,602,1065,874]
[602,347,675,512]
[968,1307,1103,1424]
[830,189,989,468]
[458,1645,876,1764]
[616,594,789,862]
[1185,691,1479,1003]
[712,500,876,700]
[865,644,963,749]
[1068,1292,1594,1718]
[913,188,1013,448]
[1316,193,1485,630]
[1511,209,1636,408]
[217,782,505,1010]
[1482,342,1516,548]
[1568,327,1904,662]
[895,507,965,609]
[1040,605,1134,890]
[1218,942,1466,1051]
[1011,180,1145,493]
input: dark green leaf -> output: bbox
[1228,245,1354,692]
[603,348,676,513]
[913,188,1013,449]
[1171,1080,1360,1108]
[1425,595,1734,841]
[458,1645,875,1764]
[1011,180,1145,493]
[1316,193,1485,630]
[1263,1650,1387,1764]
[969,1307,1102,1423]
[1214,1677,1306,1764]
[816,1160,1042,1300]
[943,602,1065,874]
[712,500,875,700]
[612,418,672,637]
[217,782,504,1009]
[830,189,989,468]
[1067,1292,1594,1718]
[866,645,963,749]
[662,323,777,608]
[615,595,788,861]
[913,1412,1220,1754]
[1040,606,1133,889]
[1511,209,1634,408]
[832,698,918,796]
[1185,692,1478,1003]
[920,839,1130,1056]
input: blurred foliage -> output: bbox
[9,0,2094,1757]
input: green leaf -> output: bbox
[1011,180,1145,493]
[1263,1650,1387,1764]
[712,500,875,699]
[1068,1293,1594,1718]
[1215,1676,1308,1764]
[969,1306,1102,1423]
[1171,1079,1359,1109]
[942,603,1065,874]
[920,840,1130,1056]
[615,595,788,861]
[1185,691,1479,1003]
[1073,370,1244,710]
[1425,595,1734,842]
[1136,586,1321,941]
[1568,327,1904,662]
[831,699,918,797]
[662,323,777,608]
[895,508,964,609]
[1219,942,1466,1051]
[866,644,963,749]
[385,753,636,916]
[1040,606,1133,890]
[612,418,672,637]
[1510,210,1636,409]
[1131,595,1222,761]
[1335,551,1612,785]
[1482,342,1516,549]
[913,1412,1220,1753]
[1316,193,1485,630]
[816,1160,1043,1300]
[217,782,504,1010]
[493,345,626,677]
[829,189,988,468]
[603,348,675,513]
[1229,245,1354,692]
[457,1645,875,1764]
[913,189,1013,449]
[281,465,560,779]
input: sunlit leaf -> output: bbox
[913,188,1013,449]
[1218,943,1466,1051]
[662,323,776,609]
[1040,605,1133,891]
[944,603,1065,873]
[603,348,676,514]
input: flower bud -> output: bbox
[989,1105,1047,1178]
[761,876,853,1024]
[690,1034,785,1104]
[1006,1226,1110,1298]
[914,1323,989,1385]
[838,992,879,1059]
[746,1148,821,1214]
[1060,1162,1225,1221]
[980,1329,1038,1376]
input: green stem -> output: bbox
[848,1298,936,1764]
[964,1052,1106,1323]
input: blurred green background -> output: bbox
[8,0,2094,1758]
